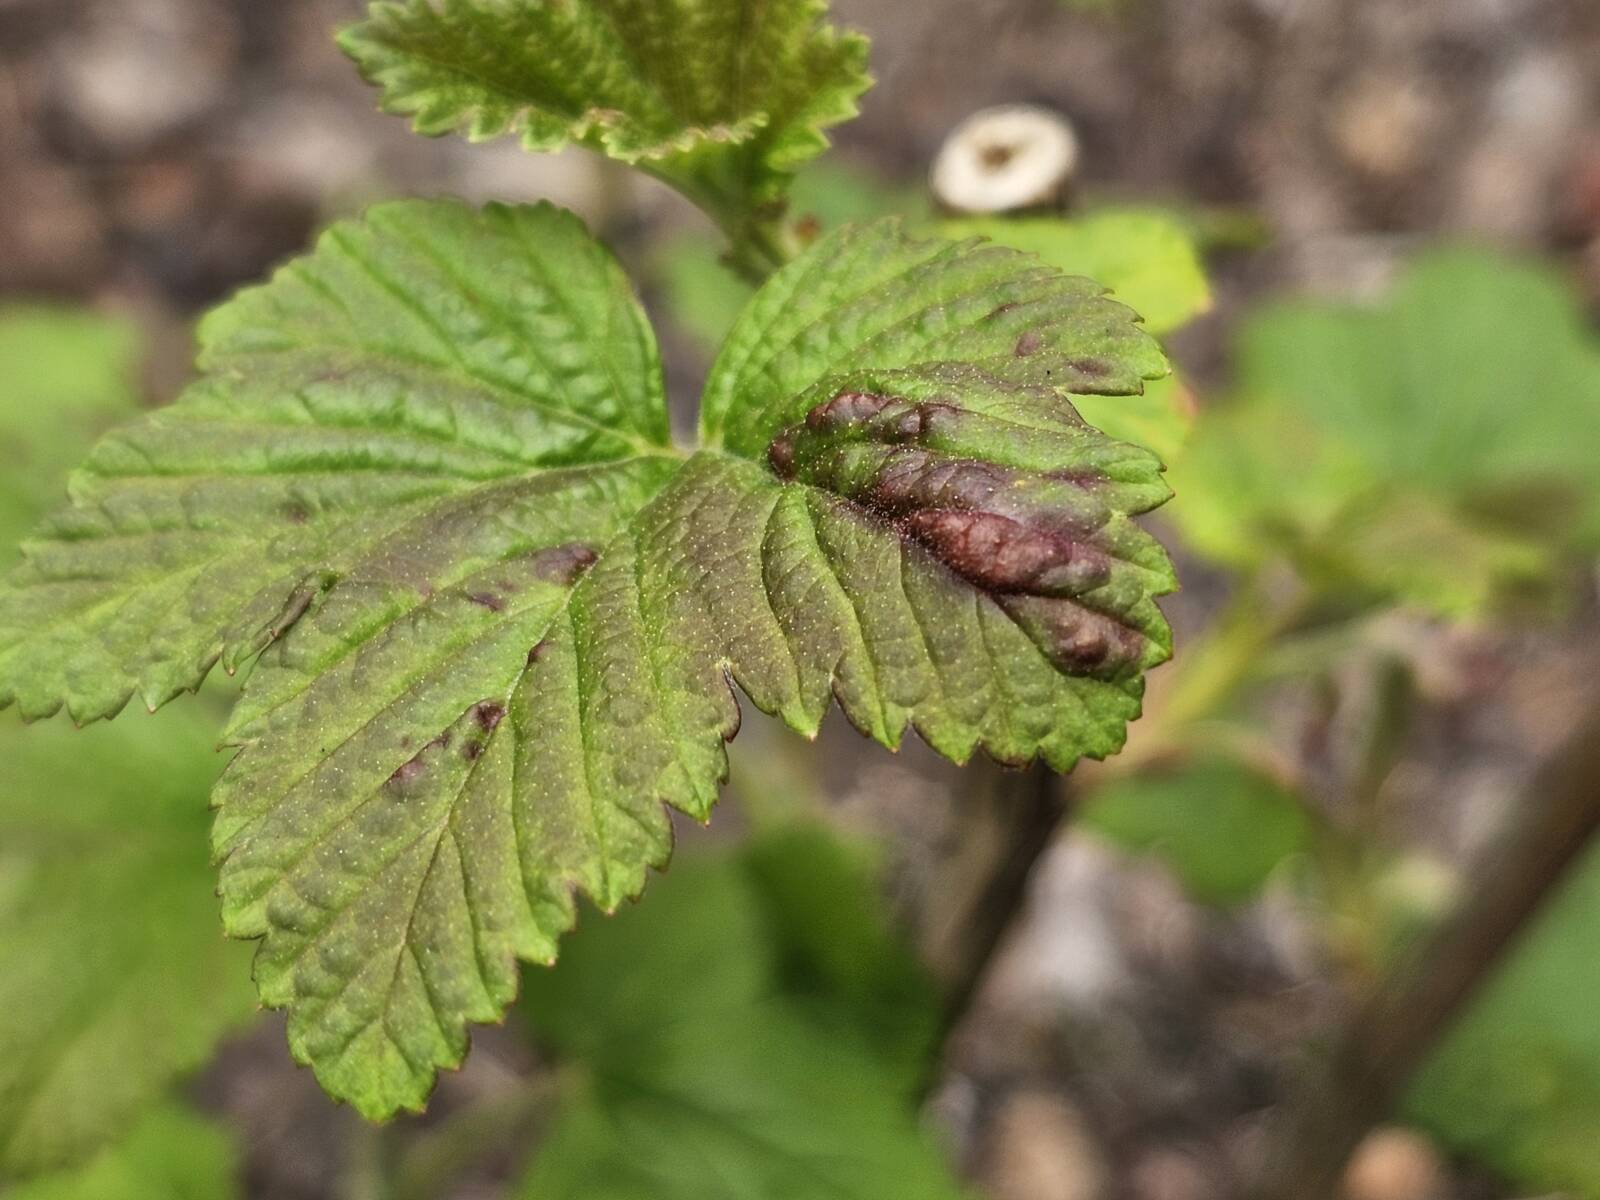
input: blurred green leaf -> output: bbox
[1055,0,1138,15]
[1407,841,1600,1195]
[0,308,256,1179]
[0,701,257,1178]
[1171,249,1600,616]
[1071,375,1192,466]
[741,825,939,1083]
[1081,756,1311,905]
[518,826,960,1199]
[0,307,140,554]
[656,238,756,356]
[4,1106,239,1200]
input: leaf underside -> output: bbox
[0,201,1175,1117]
[339,0,871,213]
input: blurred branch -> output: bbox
[920,761,1070,1035]
[1257,699,1600,1197]
[391,1069,566,1200]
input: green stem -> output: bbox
[642,162,801,285]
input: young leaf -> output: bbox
[339,0,870,252]
[518,830,958,1200]
[5,1106,239,1200]
[655,161,931,358]
[703,215,1184,466]
[667,205,1200,459]
[937,210,1208,463]
[0,204,1174,1117]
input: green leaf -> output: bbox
[517,830,959,1200]
[4,1106,239,1200]
[1171,249,1600,616]
[0,308,141,555]
[524,1016,963,1200]
[339,0,870,240]
[1407,840,1600,1195]
[1,206,1174,1118]
[1081,755,1311,906]
[937,210,1209,463]
[937,209,1211,337]
[0,702,257,1178]
[0,199,672,725]
[700,219,1169,452]
[1070,375,1191,466]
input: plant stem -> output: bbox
[922,582,1307,1039]
[919,760,1070,1033]
[343,1120,390,1200]
[1256,699,1600,1197]
[641,162,800,284]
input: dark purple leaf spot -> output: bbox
[1014,331,1044,357]
[902,510,1071,592]
[531,542,600,587]
[805,390,894,431]
[768,433,797,478]
[388,757,427,787]
[467,592,505,612]
[763,387,1151,681]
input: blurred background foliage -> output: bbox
[4,0,1600,1197]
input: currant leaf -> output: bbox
[0,207,1175,1118]
[339,0,870,231]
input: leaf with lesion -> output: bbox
[0,205,1177,1118]
[213,461,678,1117]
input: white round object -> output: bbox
[930,105,1081,215]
